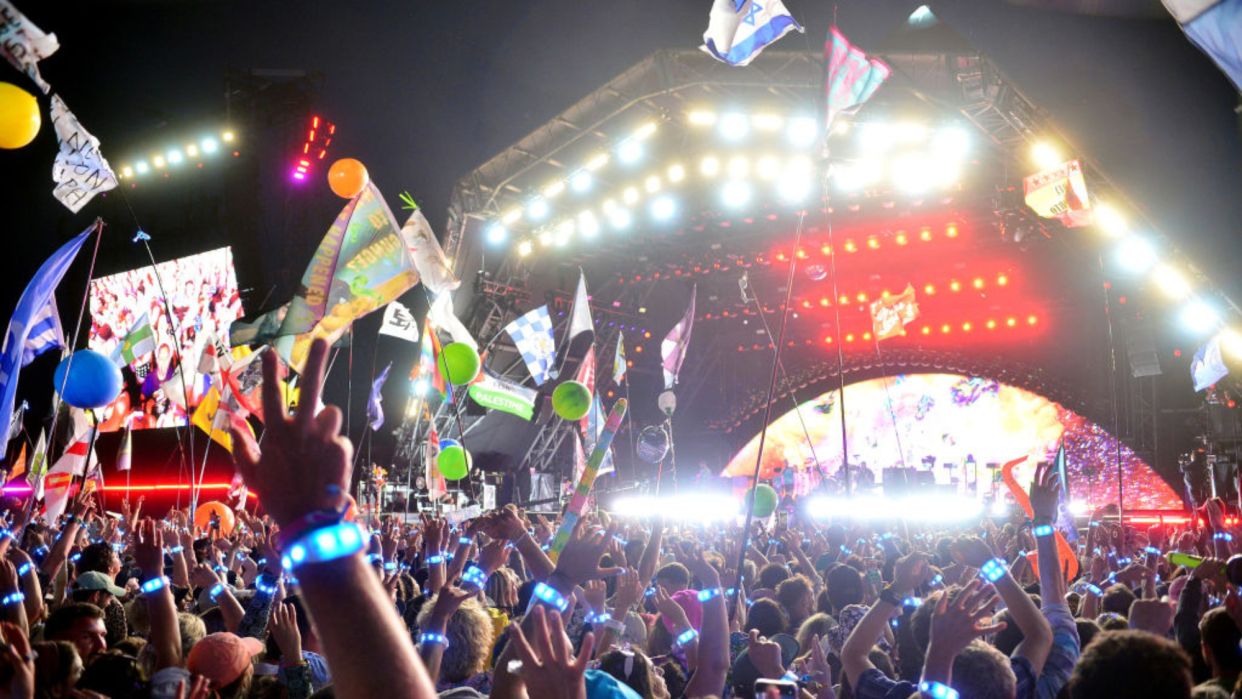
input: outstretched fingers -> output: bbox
[293,339,331,434]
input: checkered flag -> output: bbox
[505,306,557,386]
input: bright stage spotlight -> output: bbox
[668,164,685,182]
[651,196,676,220]
[609,208,633,229]
[167,149,184,165]
[554,219,574,246]
[611,494,740,522]
[201,138,218,153]
[502,208,522,224]
[807,494,984,523]
[618,140,643,163]
[412,378,429,395]
[153,155,166,169]
[1094,204,1127,236]
[543,180,566,198]
[753,113,783,131]
[645,175,661,193]
[688,110,717,125]
[579,212,599,237]
[518,240,533,257]
[892,154,935,193]
[932,127,970,159]
[570,171,592,192]
[1068,500,1090,515]
[135,161,149,174]
[727,156,749,178]
[722,180,751,207]
[1032,142,1061,169]
[121,166,133,178]
[623,187,639,204]
[757,156,780,180]
[1116,238,1155,273]
[719,112,750,140]
[1154,264,1190,298]
[1222,330,1242,356]
[859,123,894,152]
[586,153,609,171]
[633,122,657,140]
[700,156,721,177]
[528,198,550,220]
[222,131,235,142]
[1182,301,1219,333]
[486,225,508,245]
[776,171,811,203]
[787,117,818,147]
[895,123,927,142]
[991,501,1010,517]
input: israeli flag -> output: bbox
[701,0,804,67]
[20,296,64,367]
[504,306,557,386]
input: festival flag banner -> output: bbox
[428,325,451,400]
[505,306,557,386]
[467,372,537,421]
[427,291,477,349]
[1164,0,1242,91]
[0,1,59,93]
[613,331,627,384]
[196,331,233,392]
[662,285,697,389]
[0,226,90,459]
[7,441,25,483]
[409,316,438,395]
[44,418,97,520]
[367,363,391,431]
[116,421,132,472]
[50,96,119,213]
[576,346,596,434]
[585,392,616,476]
[869,284,920,341]
[1023,159,1093,228]
[823,25,891,139]
[25,428,44,487]
[425,411,447,501]
[378,300,420,344]
[278,183,419,372]
[701,0,803,67]
[229,303,290,347]
[1192,336,1229,391]
[191,385,250,453]
[5,400,23,442]
[110,312,155,367]
[398,206,460,295]
[21,296,63,367]
[224,346,288,424]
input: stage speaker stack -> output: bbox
[1209,404,1242,443]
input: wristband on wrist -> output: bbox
[1083,583,1103,596]
[461,564,488,590]
[674,628,698,647]
[1216,532,1234,542]
[16,563,30,577]
[141,577,168,594]
[69,553,81,563]
[281,522,366,571]
[276,510,347,552]
[458,536,473,546]
[602,617,627,633]
[255,574,279,595]
[1033,524,1054,538]
[1,592,24,606]
[697,587,723,602]
[903,596,924,608]
[1144,546,1161,555]
[528,582,569,613]
[366,553,383,564]
[426,554,445,565]
[209,583,226,600]
[169,545,184,554]
[418,632,449,648]
[920,681,959,699]
[879,585,903,607]
[979,558,1007,582]
[383,561,397,572]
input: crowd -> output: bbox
[4,337,1242,699]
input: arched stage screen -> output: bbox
[722,373,1183,511]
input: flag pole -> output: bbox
[821,171,851,498]
[623,373,636,483]
[418,285,476,503]
[1099,254,1125,525]
[191,431,212,515]
[870,336,908,471]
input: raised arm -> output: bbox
[40,493,92,580]
[953,535,1053,675]
[843,551,927,689]
[920,579,1004,695]
[683,546,729,699]
[1029,462,1080,699]
[637,515,664,585]
[136,519,182,671]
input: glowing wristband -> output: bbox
[930,574,944,587]
[461,565,488,590]
[839,545,853,556]
[1083,583,1103,596]
[1216,532,1234,542]
[697,587,723,602]
[69,553,81,563]
[530,582,569,613]
[1144,546,1161,555]
[881,532,894,540]
[209,583,226,600]
[418,632,449,648]
[920,681,959,699]
[613,536,628,545]
[979,559,1006,582]
[214,565,228,574]
[1117,557,1132,566]
[169,546,184,554]
[383,561,397,572]
[1033,524,1054,537]
[255,575,279,596]
[0,529,14,542]
[1089,521,1100,527]
[459,536,473,546]
[675,628,698,647]
[426,554,446,565]
[2,592,25,606]
[644,586,656,598]
[280,522,367,571]
[903,596,923,607]
[33,546,48,558]
[366,553,383,564]
[285,575,299,586]
[112,543,124,551]
[257,558,267,568]
[16,563,30,577]
[141,577,168,594]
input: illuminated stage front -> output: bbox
[722,373,1183,511]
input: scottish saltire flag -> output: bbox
[662,285,697,389]
[824,26,891,137]
[701,0,803,67]
[367,363,391,431]
[21,297,63,367]
[505,306,557,386]
[110,312,155,367]
[613,332,627,384]
[0,227,91,459]
[1164,0,1242,90]
[1192,336,1229,391]
[116,421,132,472]
[0,1,59,94]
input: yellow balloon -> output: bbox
[0,82,40,150]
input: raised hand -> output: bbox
[1029,461,1060,523]
[0,621,35,699]
[229,338,352,528]
[612,568,644,613]
[134,519,165,579]
[269,602,303,663]
[951,536,997,570]
[1129,598,1174,636]
[892,551,931,593]
[552,521,623,587]
[509,606,594,699]
[926,579,1004,662]
[747,629,786,680]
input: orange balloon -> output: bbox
[194,501,237,536]
[328,158,369,199]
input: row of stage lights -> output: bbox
[734,315,1040,352]
[116,129,237,179]
[486,109,974,257]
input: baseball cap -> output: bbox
[73,571,127,597]
[186,633,264,686]
[585,669,643,699]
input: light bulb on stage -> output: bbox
[658,390,677,416]
[1117,238,1155,273]
[1182,301,1219,333]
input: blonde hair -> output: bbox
[417,595,494,682]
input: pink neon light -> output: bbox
[293,172,305,180]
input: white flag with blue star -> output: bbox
[701,0,803,67]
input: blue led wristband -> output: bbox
[281,522,367,571]
[979,558,1007,583]
[920,681,959,699]
[141,577,168,594]
[419,631,449,648]
[529,582,569,613]
[383,561,397,572]
[16,563,30,577]
[461,565,488,590]
[1033,524,1054,537]
[1144,546,1161,555]
[209,583,226,600]
[675,628,698,647]
[1,592,24,607]
[1084,583,1103,596]
[697,587,723,602]
[1216,532,1234,542]
[903,596,923,607]
[255,574,279,596]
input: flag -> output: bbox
[1024,159,1093,228]
[613,332,627,384]
[428,326,451,400]
[572,432,587,490]
[576,347,596,434]
[1052,439,1077,542]
[427,291,477,350]
[1164,0,1242,91]
[7,441,26,483]
[0,1,59,93]
[224,346,291,424]
[6,401,24,442]
[82,467,103,495]
[701,0,803,67]
[0,226,91,460]
[467,371,537,421]
[21,296,63,367]
[662,285,697,389]
[229,303,290,347]
[585,393,616,476]
[410,316,439,395]
[398,206,460,295]
[116,421,132,472]
[823,26,891,137]
[50,96,119,213]
[44,421,97,520]
[367,363,391,431]
[425,415,447,501]
[505,306,557,386]
[869,284,920,341]
[378,301,420,344]
[1192,336,1229,391]
[191,385,250,453]
[25,428,45,488]
[557,272,595,377]
[196,331,233,392]
[110,312,156,367]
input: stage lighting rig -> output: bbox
[117,127,240,183]
[291,115,336,182]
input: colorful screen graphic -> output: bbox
[723,373,1183,510]
[88,247,243,431]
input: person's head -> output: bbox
[598,649,670,699]
[1095,612,1129,631]
[77,543,121,578]
[416,594,494,682]
[795,613,837,656]
[950,641,1017,699]
[1069,630,1193,699]
[746,598,788,639]
[1101,583,1136,616]
[486,569,518,611]
[758,563,790,590]
[911,586,979,654]
[775,575,815,626]
[1076,618,1102,650]
[70,571,126,609]
[1199,608,1242,678]
[825,564,863,614]
[44,603,106,663]
[654,563,690,594]
[32,641,82,699]
[76,653,145,699]
[186,632,263,699]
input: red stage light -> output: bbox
[922,327,930,335]
[942,324,951,333]
[925,284,935,294]
[643,331,651,339]
[973,278,984,289]
[1118,296,1126,304]
[844,241,857,252]
[987,320,996,329]
[796,249,808,259]
[946,224,958,238]
[997,275,1008,286]
[738,346,745,352]
[1028,316,1037,325]
[950,281,960,292]
[819,298,829,307]
[1229,401,1237,409]
[896,234,908,245]
[776,253,786,261]
[846,334,854,342]
[820,245,831,255]
[839,295,849,304]
[1007,318,1016,327]
[635,345,643,353]
[856,293,867,302]
[920,230,932,241]
[963,322,972,331]
[627,360,634,367]
[825,336,833,343]
[863,332,872,340]
[867,238,880,249]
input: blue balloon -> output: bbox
[53,349,123,409]
[439,438,460,450]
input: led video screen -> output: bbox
[723,373,1183,510]
[88,247,243,430]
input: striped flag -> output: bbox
[701,0,803,67]
[823,26,891,137]
[425,409,447,501]
[661,285,697,389]
[44,421,97,520]
[21,297,64,367]
[110,312,156,367]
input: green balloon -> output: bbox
[747,484,779,518]
[437,342,481,386]
[552,381,592,421]
[438,445,472,481]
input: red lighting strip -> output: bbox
[734,313,1042,352]
[1,483,252,496]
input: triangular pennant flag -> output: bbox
[7,441,27,484]
[662,285,697,389]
